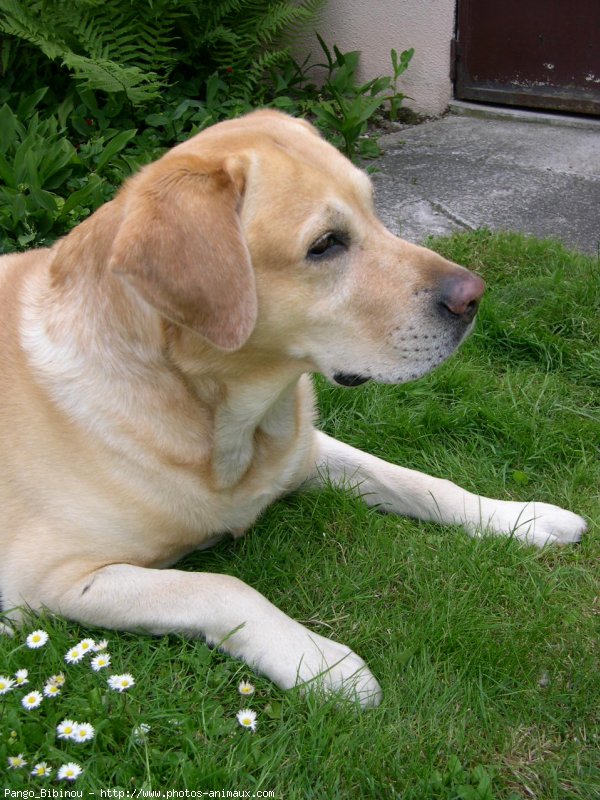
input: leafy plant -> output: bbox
[389,46,415,121]
[310,35,414,160]
[0,0,324,106]
[1,97,87,249]
[0,1,415,247]
[0,0,175,104]
[429,756,495,800]
[0,89,137,252]
[194,0,324,96]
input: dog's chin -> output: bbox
[332,372,371,387]
[330,351,457,388]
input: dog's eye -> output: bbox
[307,232,347,260]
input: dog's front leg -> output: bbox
[308,431,586,547]
[50,563,381,707]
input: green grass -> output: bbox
[1,231,599,798]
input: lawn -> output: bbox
[1,231,598,799]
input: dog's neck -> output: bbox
[161,323,310,489]
[23,222,310,491]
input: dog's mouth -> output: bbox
[332,372,371,387]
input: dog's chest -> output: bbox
[116,375,316,561]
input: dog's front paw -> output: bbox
[296,631,383,708]
[469,499,587,547]
[255,625,382,708]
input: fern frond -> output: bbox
[200,0,320,73]
[0,0,65,60]
[61,53,164,104]
[0,0,325,105]
[0,0,179,103]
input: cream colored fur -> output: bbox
[0,111,586,706]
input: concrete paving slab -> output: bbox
[372,114,600,255]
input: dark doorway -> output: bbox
[454,0,600,115]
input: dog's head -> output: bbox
[107,110,484,385]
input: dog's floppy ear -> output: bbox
[109,154,256,351]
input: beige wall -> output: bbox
[296,0,456,116]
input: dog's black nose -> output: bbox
[437,272,485,324]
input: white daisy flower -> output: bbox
[91,653,111,671]
[57,719,77,740]
[43,681,61,698]
[236,708,257,731]
[107,673,135,692]
[7,754,27,769]
[31,761,52,778]
[57,762,83,781]
[48,672,66,687]
[72,722,95,743]
[64,646,84,664]
[238,680,255,696]
[14,669,29,686]
[0,675,15,694]
[93,639,109,651]
[77,638,96,654]
[22,690,43,710]
[26,629,49,648]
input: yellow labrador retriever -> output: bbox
[0,110,586,705]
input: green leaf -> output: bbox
[0,152,16,188]
[396,646,417,667]
[456,786,481,800]
[0,34,14,73]
[40,139,77,185]
[395,47,415,78]
[94,128,137,173]
[512,470,530,484]
[145,113,170,128]
[29,185,58,214]
[17,87,49,120]
[13,131,38,185]
[264,700,283,719]
[11,193,27,224]
[59,173,104,218]
[45,167,75,192]
[315,32,334,71]
[367,76,392,95]
[313,106,343,133]
[57,94,76,129]
[344,95,386,127]
[477,774,493,800]
[447,755,465,780]
[0,103,19,154]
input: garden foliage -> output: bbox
[0,0,414,252]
